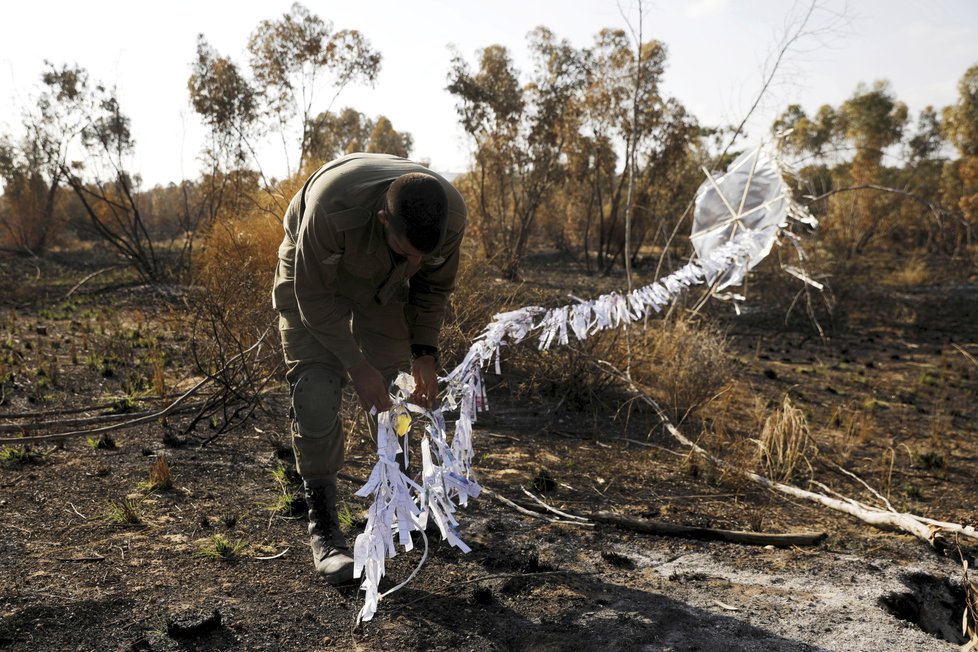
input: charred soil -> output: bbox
[1,250,977,651]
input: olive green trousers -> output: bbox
[278,300,410,482]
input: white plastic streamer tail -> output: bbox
[352,146,817,623]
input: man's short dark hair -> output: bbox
[385,173,448,253]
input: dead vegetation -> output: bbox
[0,245,977,649]
[635,316,733,424]
[755,395,816,482]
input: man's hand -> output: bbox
[347,360,393,413]
[411,355,438,409]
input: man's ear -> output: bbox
[377,210,388,226]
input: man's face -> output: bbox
[379,211,428,266]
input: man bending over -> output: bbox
[272,153,466,583]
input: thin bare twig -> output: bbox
[481,487,567,525]
[62,264,127,299]
[953,343,978,367]
[617,437,687,456]
[587,510,826,546]
[827,461,896,513]
[0,409,164,433]
[521,488,590,522]
[0,400,143,420]
[0,336,268,445]
[714,0,841,166]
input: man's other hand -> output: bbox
[347,360,393,413]
[411,355,438,409]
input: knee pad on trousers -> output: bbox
[292,367,342,438]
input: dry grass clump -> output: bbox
[885,257,934,287]
[197,533,248,560]
[834,407,876,461]
[139,455,174,492]
[633,315,733,424]
[755,396,817,482]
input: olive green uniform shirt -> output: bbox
[272,153,467,370]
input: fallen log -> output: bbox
[588,510,827,547]
[488,487,826,546]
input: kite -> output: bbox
[352,145,818,623]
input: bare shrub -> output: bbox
[633,315,733,424]
[517,332,628,413]
[186,180,297,436]
[704,249,841,336]
[441,250,634,413]
[0,169,67,255]
[755,395,816,482]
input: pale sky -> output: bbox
[1,0,975,187]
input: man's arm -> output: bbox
[292,208,364,370]
[293,211,394,412]
[404,217,465,409]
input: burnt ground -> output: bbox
[1,249,977,651]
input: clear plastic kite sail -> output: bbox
[351,145,818,623]
[692,147,789,288]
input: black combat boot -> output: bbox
[304,476,355,584]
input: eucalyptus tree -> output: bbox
[942,65,978,234]
[888,105,958,252]
[246,2,381,175]
[570,29,697,274]
[0,131,65,254]
[447,43,525,276]
[773,103,838,161]
[773,81,968,255]
[303,107,413,167]
[840,81,908,177]
[448,28,589,279]
[771,103,839,224]
[186,35,262,264]
[189,35,260,171]
[366,116,413,159]
[829,81,908,254]
[304,107,373,164]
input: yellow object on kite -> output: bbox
[395,413,412,436]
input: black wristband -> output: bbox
[411,344,439,364]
